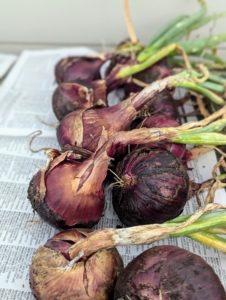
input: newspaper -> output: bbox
[0,54,17,81]
[0,47,226,299]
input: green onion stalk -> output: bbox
[198,81,225,94]
[112,68,225,105]
[166,208,226,253]
[169,54,226,70]
[126,35,226,88]
[177,34,226,56]
[138,4,226,62]
[68,203,226,259]
[107,1,226,103]
[165,118,226,145]
[188,232,226,252]
[189,11,226,32]
[117,4,226,100]
[137,0,207,62]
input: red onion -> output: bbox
[30,229,123,300]
[56,78,172,155]
[143,88,177,118]
[56,95,136,154]
[27,149,109,229]
[113,245,226,300]
[52,80,107,121]
[112,147,190,226]
[55,55,108,84]
[133,114,186,159]
[104,53,133,92]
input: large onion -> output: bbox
[27,148,109,229]
[113,245,226,300]
[112,147,190,226]
[30,229,123,300]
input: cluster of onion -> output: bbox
[28,65,226,299]
[27,17,226,299]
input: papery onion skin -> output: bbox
[27,149,109,229]
[112,147,190,226]
[52,80,107,121]
[113,245,226,300]
[56,95,138,153]
[30,229,123,300]
[56,81,161,155]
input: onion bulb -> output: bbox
[30,229,123,300]
[30,204,226,299]
[113,245,226,300]
[56,76,175,155]
[112,147,190,226]
[27,148,109,229]
[55,55,107,84]
[52,80,107,121]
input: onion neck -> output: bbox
[68,203,226,259]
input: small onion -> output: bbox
[55,55,107,84]
[133,114,186,159]
[30,229,123,300]
[105,56,172,94]
[113,245,226,300]
[141,88,177,119]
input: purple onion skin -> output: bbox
[145,89,177,119]
[56,83,160,156]
[55,56,106,84]
[129,89,178,131]
[27,150,109,229]
[56,96,137,154]
[140,113,179,128]
[112,147,189,226]
[52,80,107,121]
[133,114,186,159]
[30,229,123,300]
[113,245,226,300]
